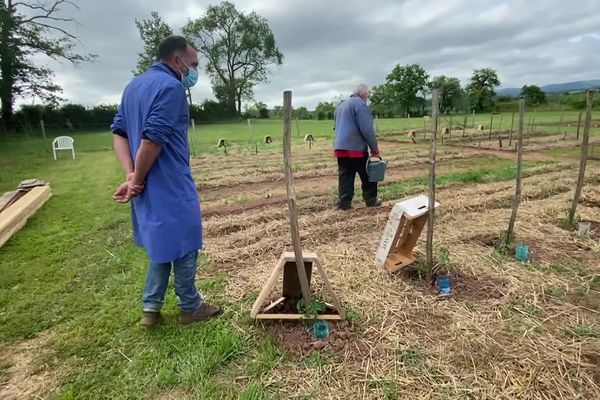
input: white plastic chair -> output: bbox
[52,136,75,160]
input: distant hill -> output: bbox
[496,79,600,97]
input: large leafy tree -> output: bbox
[0,0,96,129]
[465,68,500,112]
[369,84,394,117]
[133,11,173,76]
[429,75,463,113]
[182,1,283,115]
[315,101,334,120]
[521,84,546,105]
[385,64,429,117]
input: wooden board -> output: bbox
[384,253,417,273]
[251,250,345,320]
[282,251,318,262]
[0,191,24,213]
[254,313,343,321]
[282,260,312,300]
[0,185,52,248]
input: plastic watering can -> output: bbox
[366,157,387,182]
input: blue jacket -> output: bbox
[333,95,379,153]
[111,62,202,263]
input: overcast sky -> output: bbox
[18,0,600,110]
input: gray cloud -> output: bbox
[15,0,600,110]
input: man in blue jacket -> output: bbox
[111,36,222,326]
[333,84,382,210]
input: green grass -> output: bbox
[395,346,424,367]
[564,326,599,339]
[128,109,600,156]
[371,157,547,201]
[6,109,599,158]
[0,138,285,399]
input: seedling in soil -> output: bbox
[434,247,453,272]
[396,346,424,367]
[494,230,514,255]
[344,308,361,328]
[559,209,581,231]
[296,298,327,318]
[565,326,599,339]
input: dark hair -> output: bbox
[157,35,194,61]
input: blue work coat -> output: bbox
[111,62,201,263]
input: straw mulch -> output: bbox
[198,141,600,399]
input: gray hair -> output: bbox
[353,83,369,98]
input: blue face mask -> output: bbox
[179,60,199,88]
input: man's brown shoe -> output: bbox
[140,311,163,326]
[179,303,223,325]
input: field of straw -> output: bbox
[193,131,600,399]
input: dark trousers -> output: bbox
[337,156,378,209]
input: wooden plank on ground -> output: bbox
[0,191,24,213]
[0,185,52,248]
[254,313,343,320]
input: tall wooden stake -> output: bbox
[426,89,440,269]
[508,112,515,147]
[283,90,311,306]
[462,114,467,137]
[576,111,583,140]
[506,97,525,247]
[189,118,197,157]
[489,114,494,139]
[247,119,253,144]
[568,90,595,226]
[558,114,564,135]
[40,119,48,151]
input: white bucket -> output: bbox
[578,222,591,236]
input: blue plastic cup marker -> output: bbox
[313,320,330,340]
[516,244,529,262]
[436,275,451,295]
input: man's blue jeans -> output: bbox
[142,250,203,313]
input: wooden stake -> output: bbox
[189,118,197,157]
[40,119,48,150]
[247,119,253,144]
[558,114,564,135]
[576,111,582,140]
[509,112,515,147]
[506,97,525,247]
[426,89,439,269]
[568,90,595,226]
[489,114,494,139]
[282,90,311,306]
[296,117,300,138]
[462,114,467,137]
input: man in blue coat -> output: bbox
[111,36,222,326]
[333,84,382,210]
